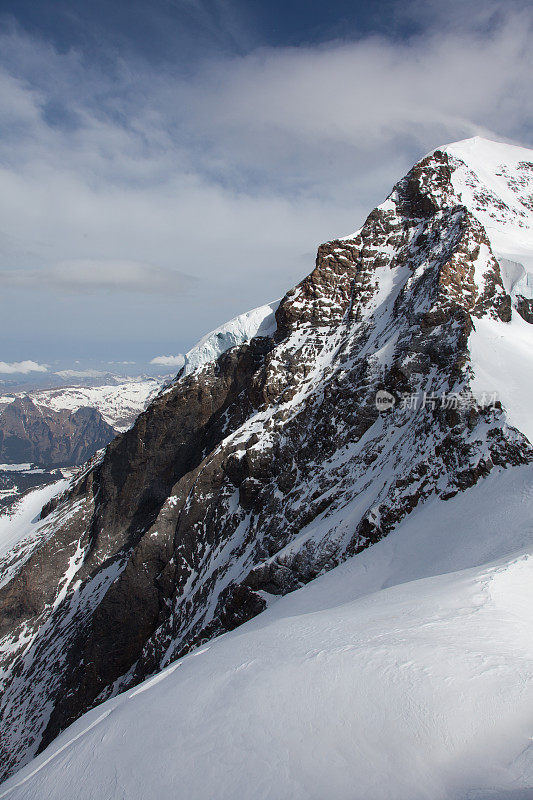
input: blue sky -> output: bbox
[0,0,531,379]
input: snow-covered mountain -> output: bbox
[0,397,115,469]
[1,136,533,797]
[0,376,166,434]
[0,378,168,505]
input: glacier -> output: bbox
[180,300,280,377]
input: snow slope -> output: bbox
[2,465,532,800]
[469,311,533,443]
[0,480,68,588]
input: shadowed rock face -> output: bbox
[515,295,533,323]
[1,147,532,782]
[0,397,115,466]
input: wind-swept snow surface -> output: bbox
[2,465,532,800]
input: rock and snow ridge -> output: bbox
[439,137,533,441]
[1,136,533,795]
[444,137,533,321]
[443,137,533,264]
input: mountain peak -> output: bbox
[1,137,532,785]
[430,136,533,263]
[439,134,533,162]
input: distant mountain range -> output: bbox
[0,377,167,509]
[0,377,167,435]
[0,370,167,394]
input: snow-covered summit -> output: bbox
[441,136,533,268]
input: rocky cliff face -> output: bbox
[1,137,532,782]
[0,397,115,467]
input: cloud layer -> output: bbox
[1,260,193,294]
[0,360,48,374]
[150,355,185,368]
[0,4,531,361]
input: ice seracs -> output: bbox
[180,300,279,377]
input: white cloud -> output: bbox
[0,360,48,374]
[0,11,531,351]
[182,18,532,180]
[150,355,185,368]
